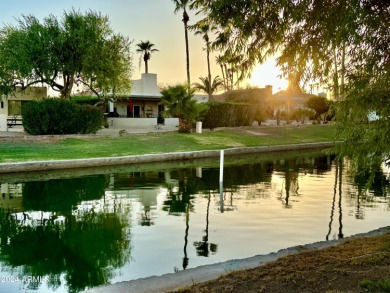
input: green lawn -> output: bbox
[0,125,338,163]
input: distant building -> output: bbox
[113,73,163,118]
[113,73,208,119]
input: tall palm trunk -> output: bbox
[219,64,226,91]
[224,64,229,90]
[144,54,149,74]
[206,40,212,99]
[183,9,191,88]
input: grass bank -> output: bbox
[0,125,337,163]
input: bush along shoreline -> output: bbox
[22,99,104,135]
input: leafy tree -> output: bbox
[191,0,390,169]
[192,75,223,98]
[161,84,207,133]
[171,0,192,87]
[304,95,330,119]
[136,40,158,74]
[0,9,132,99]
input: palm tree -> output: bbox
[161,84,206,133]
[171,0,191,87]
[216,55,227,91]
[136,41,158,74]
[193,76,223,98]
[190,20,214,97]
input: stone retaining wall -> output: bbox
[0,142,335,174]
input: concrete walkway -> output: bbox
[82,227,390,293]
[0,124,178,138]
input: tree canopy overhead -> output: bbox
[0,9,133,99]
[191,0,388,90]
[191,0,389,169]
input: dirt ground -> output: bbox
[173,233,390,293]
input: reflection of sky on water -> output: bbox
[110,160,389,283]
[0,154,389,293]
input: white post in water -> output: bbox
[219,150,224,183]
[219,150,224,213]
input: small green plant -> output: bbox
[161,84,208,133]
[360,278,390,292]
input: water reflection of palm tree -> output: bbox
[194,193,218,257]
[183,203,189,270]
[338,161,344,239]
[326,159,338,241]
[326,159,343,240]
[284,170,292,208]
[163,169,200,271]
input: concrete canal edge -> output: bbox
[0,142,335,173]
[82,227,390,293]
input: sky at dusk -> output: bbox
[0,0,288,92]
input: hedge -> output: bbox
[22,99,104,135]
[202,101,266,129]
[70,95,101,106]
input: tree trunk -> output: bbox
[61,74,74,99]
[178,116,192,133]
[206,40,212,100]
[144,53,149,74]
[183,9,191,89]
[220,65,226,91]
[145,60,149,74]
[224,65,229,90]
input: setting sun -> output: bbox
[249,60,289,93]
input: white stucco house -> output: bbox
[108,73,208,128]
[0,74,208,131]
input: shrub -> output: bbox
[71,95,101,106]
[22,99,103,135]
[292,107,316,124]
[78,104,105,134]
[202,101,265,129]
[360,278,390,292]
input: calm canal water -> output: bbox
[0,151,389,293]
